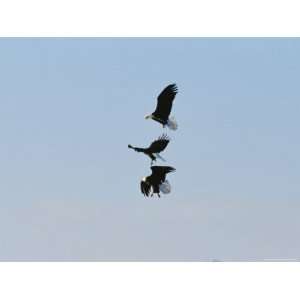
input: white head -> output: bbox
[145,114,153,120]
[142,177,147,182]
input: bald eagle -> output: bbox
[145,84,178,130]
[128,134,170,165]
[140,166,176,197]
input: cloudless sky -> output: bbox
[1,38,300,261]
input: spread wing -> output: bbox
[148,134,170,153]
[140,180,151,197]
[151,166,176,183]
[153,84,178,120]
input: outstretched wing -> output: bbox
[153,84,178,120]
[151,166,176,183]
[148,134,170,153]
[140,180,151,197]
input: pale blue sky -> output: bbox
[0,38,300,261]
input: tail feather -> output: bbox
[167,116,178,130]
[159,180,171,194]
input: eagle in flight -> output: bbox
[140,166,176,197]
[145,84,178,130]
[128,134,170,165]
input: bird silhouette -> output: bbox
[145,84,178,130]
[140,166,176,197]
[128,134,170,165]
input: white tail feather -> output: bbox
[159,180,171,194]
[167,116,178,130]
[155,153,166,162]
